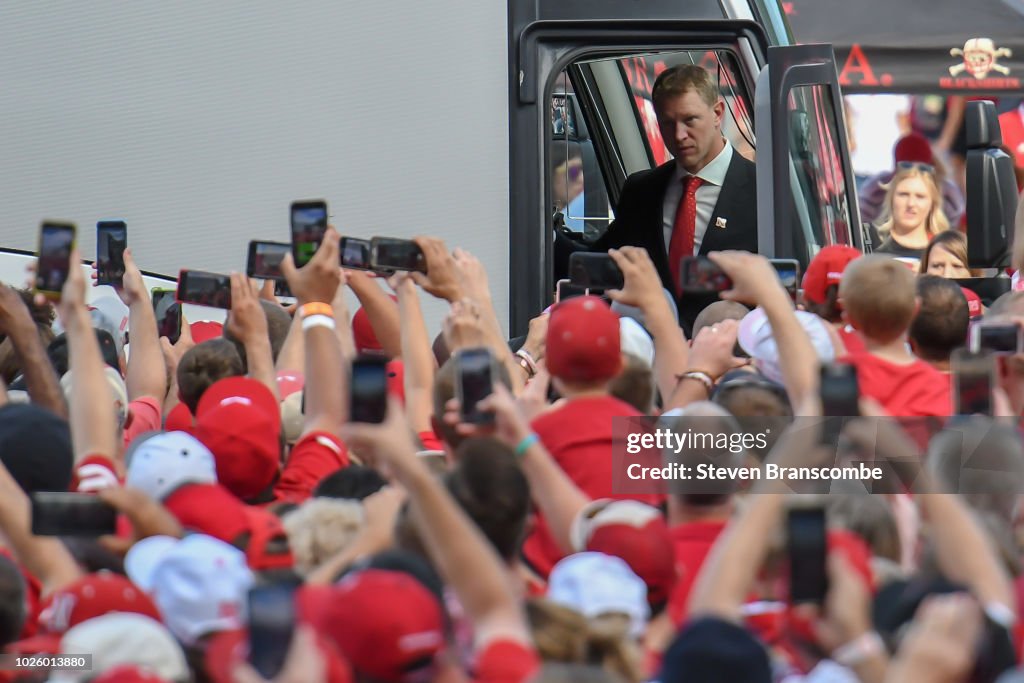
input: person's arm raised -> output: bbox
[391,272,435,435]
[346,270,402,359]
[227,274,279,401]
[341,397,531,648]
[281,230,344,438]
[110,250,166,402]
[0,285,65,417]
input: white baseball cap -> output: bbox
[48,613,189,683]
[60,367,129,430]
[737,307,836,384]
[125,534,254,645]
[125,431,217,501]
[547,551,650,638]
[619,316,655,369]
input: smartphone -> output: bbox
[971,322,1022,355]
[30,492,117,537]
[555,278,589,303]
[35,222,77,300]
[370,237,427,273]
[96,220,128,287]
[349,355,389,424]
[340,237,373,271]
[177,270,232,309]
[152,288,182,344]
[787,505,829,604]
[820,363,859,445]
[679,256,732,294]
[290,200,329,268]
[568,253,624,291]
[247,240,290,281]
[455,347,496,425]
[247,583,297,680]
[769,259,800,300]
[952,348,995,416]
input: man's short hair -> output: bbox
[432,356,512,449]
[662,402,746,506]
[0,554,25,647]
[839,255,917,343]
[609,355,656,414]
[692,301,750,337]
[909,275,969,363]
[223,301,292,365]
[651,64,719,109]
[446,438,530,563]
[176,338,245,414]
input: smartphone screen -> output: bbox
[820,363,859,445]
[35,222,77,298]
[568,253,624,291]
[370,237,426,273]
[290,200,329,268]
[350,355,389,424]
[96,221,128,287]
[787,506,829,604]
[177,270,232,309]
[953,348,995,416]
[30,492,117,536]
[555,279,589,303]
[456,347,495,425]
[247,240,290,281]
[680,256,732,294]
[340,237,372,271]
[152,288,182,344]
[247,583,297,680]
[769,259,800,300]
[972,323,1021,355]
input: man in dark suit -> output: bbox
[573,64,758,334]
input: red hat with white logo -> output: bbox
[546,296,622,382]
[961,287,983,320]
[801,246,862,305]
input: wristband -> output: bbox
[678,370,714,394]
[298,302,334,319]
[833,631,884,668]
[515,349,538,378]
[514,433,540,458]
[302,314,337,332]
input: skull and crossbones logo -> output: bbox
[949,38,1012,78]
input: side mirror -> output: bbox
[965,100,1018,269]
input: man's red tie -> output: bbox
[668,175,703,296]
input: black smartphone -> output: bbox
[769,258,800,300]
[679,256,732,294]
[177,270,232,309]
[340,237,373,271]
[455,347,496,425]
[555,278,589,303]
[787,505,829,604]
[247,240,290,281]
[820,363,859,445]
[952,348,995,416]
[96,220,128,287]
[370,237,427,273]
[30,492,117,537]
[349,355,389,424]
[152,288,182,344]
[247,583,297,680]
[290,200,329,268]
[568,253,624,291]
[971,322,1022,355]
[35,221,77,300]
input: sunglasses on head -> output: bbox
[896,161,935,174]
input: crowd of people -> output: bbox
[2,63,1024,683]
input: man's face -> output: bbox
[655,89,726,174]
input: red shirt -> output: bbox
[666,520,728,626]
[841,351,952,417]
[837,326,866,356]
[273,431,350,504]
[523,396,662,577]
[123,397,162,449]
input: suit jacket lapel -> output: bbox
[699,154,753,254]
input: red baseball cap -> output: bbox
[801,246,862,305]
[313,570,446,682]
[546,296,622,382]
[893,133,934,166]
[238,505,295,572]
[351,296,398,354]
[570,500,676,608]
[194,377,282,500]
[190,321,224,344]
[275,371,305,399]
[961,286,983,320]
[9,572,162,655]
[163,402,193,433]
[92,665,170,683]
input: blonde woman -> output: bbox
[873,164,950,268]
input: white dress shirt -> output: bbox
[662,140,734,255]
